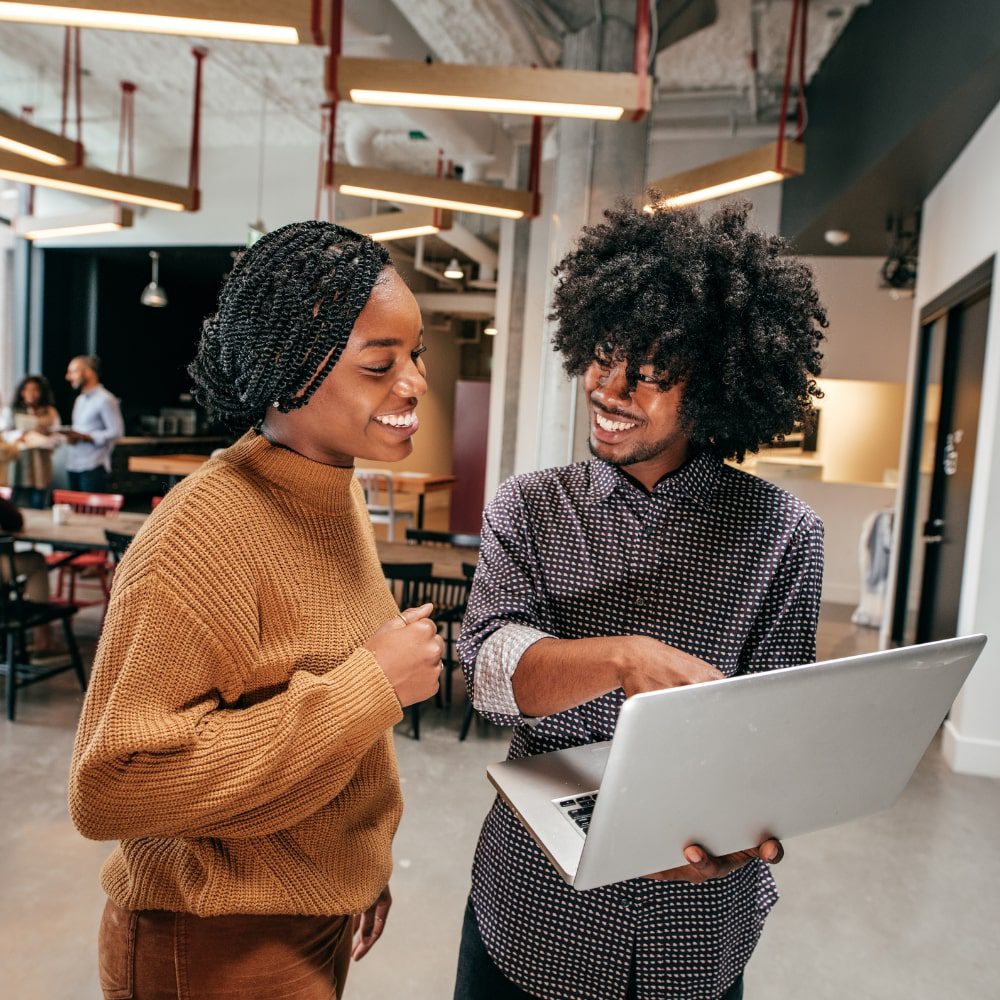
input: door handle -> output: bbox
[923,518,945,543]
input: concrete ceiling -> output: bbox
[0,0,864,169]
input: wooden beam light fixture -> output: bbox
[0,150,196,210]
[0,0,333,44]
[14,203,133,239]
[338,206,453,243]
[331,56,650,122]
[645,140,805,210]
[0,109,79,166]
[335,164,536,221]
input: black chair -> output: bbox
[404,529,482,549]
[104,529,134,565]
[0,536,87,721]
[381,562,434,739]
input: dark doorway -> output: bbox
[891,258,993,644]
[40,245,237,430]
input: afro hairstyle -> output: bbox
[550,199,827,462]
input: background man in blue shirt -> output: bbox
[63,355,124,493]
[455,200,828,1000]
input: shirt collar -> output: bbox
[587,449,722,507]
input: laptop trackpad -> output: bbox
[488,742,611,883]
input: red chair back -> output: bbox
[0,486,12,501]
[51,489,125,517]
[151,496,164,510]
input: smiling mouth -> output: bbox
[593,410,640,433]
[373,409,417,428]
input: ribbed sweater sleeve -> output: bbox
[69,570,403,842]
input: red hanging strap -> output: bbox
[117,81,136,176]
[632,0,651,121]
[527,115,542,218]
[60,26,84,164]
[188,47,207,209]
[775,0,803,171]
[319,0,342,210]
[315,103,335,221]
[795,0,809,141]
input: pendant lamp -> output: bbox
[140,250,168,307]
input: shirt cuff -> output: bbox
[474,623,552,721]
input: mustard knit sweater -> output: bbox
[68,431,405,917]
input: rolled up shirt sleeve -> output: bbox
[474,623,552,720]
[458,478,550,726]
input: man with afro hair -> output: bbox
[454,200,828,1000]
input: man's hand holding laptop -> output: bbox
[618,636,786,884]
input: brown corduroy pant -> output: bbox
[98,898,353,1000]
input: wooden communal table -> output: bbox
[127,454,457,529]
[17,510,478,578]
[18,509,150,552]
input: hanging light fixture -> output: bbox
[338,206,453,243]
[0,109,79,166]
[0,151,196,210]
[332,57,650,122]
[646,140,805,210]
[483,319,498,337]
[444,257,464,280]
[327,0,652,122]
[334,164,537,221]
[140,250,168,307]
[0,0,330,45]
[645,0,809,212]
[14,204,133,240]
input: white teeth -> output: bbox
[375,411,416,428]
[595,412,638,433]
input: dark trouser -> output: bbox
[98,897,353,1000]
[68,467,110,493]
[454,898,744,1000]
[13,486,48,509]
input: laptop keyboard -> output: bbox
[554,791,600,836]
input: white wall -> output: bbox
[892,98,1000,778]
[800,256,914,382]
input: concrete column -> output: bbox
[532,3,651,469]
[485,142,535,500]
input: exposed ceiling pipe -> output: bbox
[344,117,380,167]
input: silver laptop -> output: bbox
[487,635,986,892]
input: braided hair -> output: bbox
[190,221,391,429]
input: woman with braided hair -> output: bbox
[69,221,444,999]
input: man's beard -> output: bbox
[587,429,686,468]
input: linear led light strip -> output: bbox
[368,224,441,242]
[0,2,299,43]
[0,164,187,211]
[653,171,787,209]
[21,220,119,238]
[339,184,525,221]
[0,134,67,166]
[348,89,625,122]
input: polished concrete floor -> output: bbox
[2,604,997,999]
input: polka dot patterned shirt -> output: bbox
[459,452,824,1000]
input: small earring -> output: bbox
[272,400,280,409]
